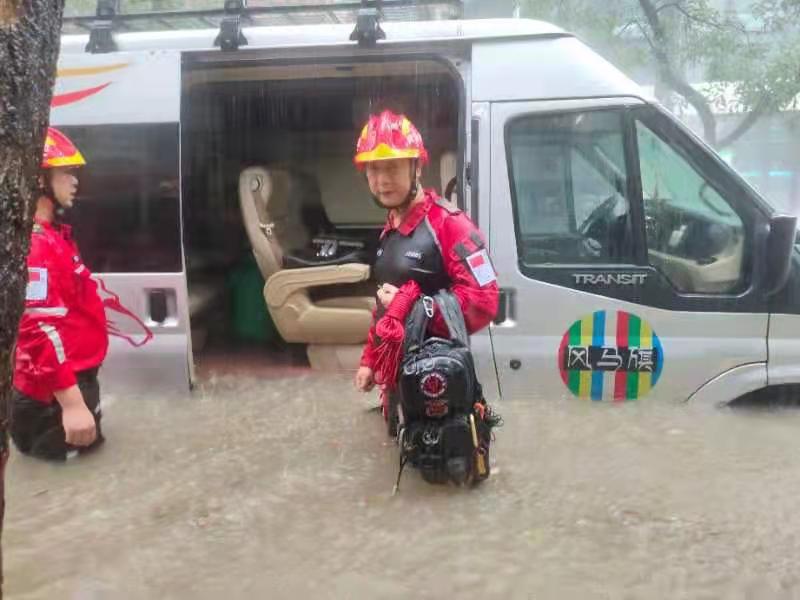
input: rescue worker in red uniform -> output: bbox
[11,128,108,461]
[352,110,499,433]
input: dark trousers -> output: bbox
[10,367,105,461]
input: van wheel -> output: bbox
[727,384,800,409]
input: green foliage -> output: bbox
[520,0,800,146]
[523,0,645,72]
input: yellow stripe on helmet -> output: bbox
[354,143,420,164]
[45,150,87,168]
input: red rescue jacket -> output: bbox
[360,190,499,370]
[13,218,109,403]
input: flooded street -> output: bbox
[6,373,800,599]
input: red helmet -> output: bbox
[42,127,86,169]
[354,110,429,169]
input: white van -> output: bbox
[52,13,799,406]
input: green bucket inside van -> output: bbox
[228,253,279,344]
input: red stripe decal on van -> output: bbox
[51,82,111,107]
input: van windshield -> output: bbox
[636,122,742,228]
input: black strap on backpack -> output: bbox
[435,291,468,346]
[402,289,469,355]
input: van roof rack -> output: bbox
[64,0,464,51]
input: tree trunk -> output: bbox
[637,0,719,146]
[0,0,65,595]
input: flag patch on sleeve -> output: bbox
[26,268,48,301]
[466,249,496,287]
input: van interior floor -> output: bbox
[192,339,311,383]
[187,270,312,382]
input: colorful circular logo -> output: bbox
[558,310,664,401]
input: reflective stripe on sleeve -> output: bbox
[38,323,67,364]
[25,307,68,317]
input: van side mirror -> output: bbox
[764,214,798,296]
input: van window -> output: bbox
[507,110,635,266]
[636,120,746,294]
[59,123,182,273]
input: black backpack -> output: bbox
[392,290,499,489]
[398,291,480,422]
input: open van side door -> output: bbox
[486,97,772,404]
[50,49,192,394]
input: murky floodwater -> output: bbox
[5,372,800,599]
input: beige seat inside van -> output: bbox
[239,166,375,370]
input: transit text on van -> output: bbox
[572,273,648,286]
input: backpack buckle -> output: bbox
[422,296,434,318]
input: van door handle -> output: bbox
[493,288,514,325]
[149,289,169,324]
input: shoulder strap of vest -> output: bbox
[434,196,460,214]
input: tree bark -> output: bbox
[0,0,65,595]
[638,0,720,146]
[637,0,783,151]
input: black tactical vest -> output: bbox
[373,216,450,319]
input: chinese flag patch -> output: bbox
[466,249,496,287]
[26,267,48,301]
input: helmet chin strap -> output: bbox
[403,159,419,208]
[42,194,73,223]
[40,172,72,220]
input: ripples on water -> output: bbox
[6,373,800,599]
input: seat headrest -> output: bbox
[239,166,290,279]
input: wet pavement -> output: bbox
[6,371,800,599]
